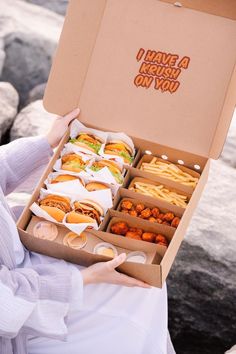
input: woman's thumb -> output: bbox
[108,253,126,269]
[64,107,81,124]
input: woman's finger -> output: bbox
[117,273,151,288]
[63,107,80,124]
[107,253,127,270]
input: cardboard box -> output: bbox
[17,0,236,287]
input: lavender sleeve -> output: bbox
[0,263,84,340]
[0,136,53,196]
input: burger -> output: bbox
[39,195,71,222]
[61,154,87,173]
[69,133,103,154]
[86,181,109,192]
[90,159,123,184]
[104,140,133,164]
[66,200,103,225]
[51,174,85,186]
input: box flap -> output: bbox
[44,0,236,159]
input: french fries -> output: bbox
[129,181,188,208]
[140,157,199,188]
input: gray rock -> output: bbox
[0,82,19,142]
[168,159,236,354]
[0,39,6,76]
[26,82,46,104]
[10,100,54,140]
[0,0,63,106]
[1,32,55,106]
[20,0,68,15]
[220,110,236,168]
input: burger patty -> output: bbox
[40,200,71,213]
[74,204,100,224]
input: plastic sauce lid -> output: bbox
[63,232,87,250]
[33,221,58,241]
[126,251,147,264]
[94,242,118,258]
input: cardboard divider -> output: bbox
[136,154,200,193]
[130,148,141,168]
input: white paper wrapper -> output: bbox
[84,175,120,196]
[30,189,101,235]
[86,166,123,186]
[100,131,135,165]
[69,120,108,156]
[45,172,119,197]
[61,144,96,161]
[53,157,91,178]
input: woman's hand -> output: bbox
[81,253,151,288]
[46,108,80,148]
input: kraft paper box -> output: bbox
[17,0,236,287]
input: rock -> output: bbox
[26,82,46,104]
[10,100,55,140]
[20,0,68,15]
[2,32,55,107]
[0,82,19,142]
[0,40,6,76]
[168,159,236,354]
[220,110,236,168]
[0,0,63,106]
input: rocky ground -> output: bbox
[0,1,235,353]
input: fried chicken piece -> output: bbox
[129,227,143,237]
[156,218,163,224]
[163,212,175,222]
[142,232,156,243]
[111,222,129,235]
[148,217,157,223]
[157,213,165,220]
[155,234,168,246]
[140,208,152,219]
[162,221,170,226]
[151,207,160,218]
[125,231,142,241]
[121,200,133,211]
[129,210,138,217]
[171,217,180,228]
[135,203,145,213]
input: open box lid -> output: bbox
[43,0,236,159]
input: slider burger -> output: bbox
[104,140,133,164]
[86,181,109,192]
[66,200,103,225]
[39,195,71,222]
[69,133,103,154]
[51,174,85,186]
[90,159,123,184]
[61,154,87,173]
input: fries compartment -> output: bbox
[136,154,201,193]
[128,176,191,209]
[116,197,182,230]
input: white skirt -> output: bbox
[28,265,175,354]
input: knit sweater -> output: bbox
[0,136,84,354]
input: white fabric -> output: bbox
[0,281,35,336]
[28,262,173,354]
